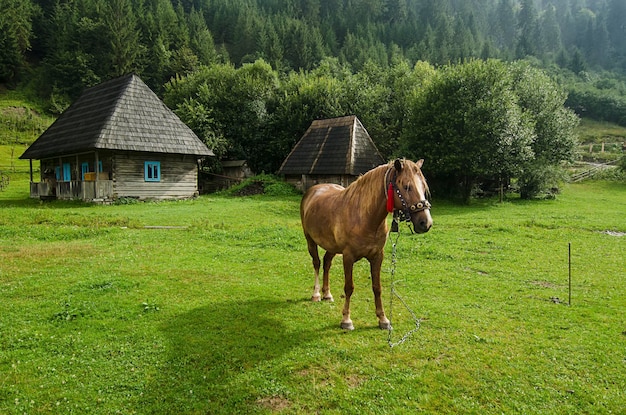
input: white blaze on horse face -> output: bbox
[409,170,432,233]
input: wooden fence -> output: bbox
[571,159,621,182]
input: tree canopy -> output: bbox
[162,57,578,200]
[401,59,578,201]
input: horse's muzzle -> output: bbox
[411,211,432,234]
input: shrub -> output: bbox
[518,164,568,199]
[224,174,298,197]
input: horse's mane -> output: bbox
[342,163,390,214]
[342,159,430,213]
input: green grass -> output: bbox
[1,177,625,414]
[0,89,55,146]
[576,119,626,162]
[577,118,626,144]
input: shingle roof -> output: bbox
[277,115,385,175]
[20,74,213,159]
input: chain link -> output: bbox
[387,221,422,348]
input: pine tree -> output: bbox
[0,0,35,82]
[516,0,541,58]
[541,3,562,55]
[104,0,142,76]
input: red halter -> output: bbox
[386,181,395,213]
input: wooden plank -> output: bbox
[113,152,199,199]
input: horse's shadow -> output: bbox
[138,298,326,412]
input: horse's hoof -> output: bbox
[311,294,321,302]
[323,295,334,302]
[379,321,392,330]
[341,321,355,331]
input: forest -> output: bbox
[3,0,626,93]
[2,0,626,200]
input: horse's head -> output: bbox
[388,158,433,234]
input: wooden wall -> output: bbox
[284,174,355,192]
[113,152,199,200]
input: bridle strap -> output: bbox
[385,167,431,222]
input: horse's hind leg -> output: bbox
[306,236,323,302]
[321,251,335,301]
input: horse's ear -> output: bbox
[394,158,403,172]
[416,159,424,168]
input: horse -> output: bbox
[300,158,432,330]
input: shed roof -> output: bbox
[20,74,213,160]
[277,115,385,176]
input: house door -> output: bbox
[62,163,71,181]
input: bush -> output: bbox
[518,164,568,199]
[592,166,626,181]
[224,174,298,197]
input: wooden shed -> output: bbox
[201,160,255,193]
[20,74,214,202]
[277,115,385,191]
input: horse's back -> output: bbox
[301,183,344,218]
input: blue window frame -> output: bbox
[55,166,61,180]
[62,163,71,181]
[81,162,90,180]
[144,161,161,182]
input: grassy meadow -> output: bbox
[0,164,625,414]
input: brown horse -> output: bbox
[300,158,432,330]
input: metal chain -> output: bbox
[387,219,421,348]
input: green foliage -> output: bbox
[165,56,441,174]
[593,163,626,181]
[5,0,626,100]
[510,62,580,198]
[222,174,299,197]
[576,118,626,144]
[516,164,568,199]
[32,0,218,100]
[0,106,54,146]
[567,84,626,126]
[0,0,36,83]
[401,59,578,201]
[620,156,626,172]
[402,60,536,202]
[164,59,279,169]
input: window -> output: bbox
[81,162,89,180]
[55,166,61,180]
[62,163,71,181]
[144,161,161,182]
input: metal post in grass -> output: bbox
[568,242,572,306]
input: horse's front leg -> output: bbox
[307,236,322,302]
[370,252,391,330]
[341,255,355,330]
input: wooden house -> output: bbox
[277,115,385,191]
[20,74,214,202]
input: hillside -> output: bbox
[0,88,54,196]
[3,0,626,100]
